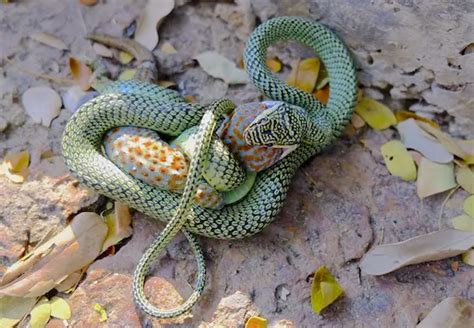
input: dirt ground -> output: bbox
[0,1,472,327]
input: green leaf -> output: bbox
[0,296,37,328]
[50,296,71,320]
[464,195,474,218]
[452,214,474,232]
[380,140,417,181]
[311,266,344,314]
[29,297,51,328]
[456,166,474,194]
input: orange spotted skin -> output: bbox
[104,127,223,209]
[217,102,283,172]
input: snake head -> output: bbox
[244,101,307,147]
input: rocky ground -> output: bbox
[0,1,472,327]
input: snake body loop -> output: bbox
[62,16,357,318]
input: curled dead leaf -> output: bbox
[0,296,37,328]
[380,140,417,181]
[360,229,474,275]
[160,41,177,54]
[395,110,439,128]
[0,150,30,184]
[245,316,268,328]
[101,202,133,252]
[29,297,51,328]
[456,166,474,194]
[311,266,344,314]
[287,58,320,93]
[69,57,92,91]
[266,57,282,73]
[355,97,396,130]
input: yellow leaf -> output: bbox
[30,297,51,328]
[456,166,474,194]
[355,97,396,130]
[118,69,136,81]
[266,57,282,73]
[313,85,329,105]
[0,151,30,183]
[0,296,37,328]
[462,249,474,266]
[464,195,474,218]
[160,41,177,54]
[101,202,133,252]
[311,266,344,314]
[452,214,474,232]
[380,140,417,181]
[50,296,71,320]
[395,110,439,128]
[184,95,197,103]
[93,303,107,322]
[118,51,134,64]
[416,158,456,199]
[417,122,473,164]
[287,58,320,93]
[245,316,268,328]
[69,57,92,91]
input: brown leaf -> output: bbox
[0,213,107,297]
[69,57,92,91]
[417,297,474,328]
[360,229,474,275]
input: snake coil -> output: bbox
[62,16,357,318]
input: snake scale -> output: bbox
[62,16,357,318]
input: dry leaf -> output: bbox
[245,316,268,328]
[160,41,177,54]
[416,158,456,199]
[79,0,97,5]
[0,213,108,297]
[22,86,62,127]
[417,122,474,164]
[397,119,453,163]
[101,202,133,252]
[195,51,249,84]
[456,166,474,194]
[355,97,397,130]
[29,297,51,328]
[118,51,134,64]
[417,297,474,328]
[395,110,439,128]
[315,64,329,90]
[93,303,107,322]
[134,0,175,51]
[287,58,320,93]
[92,43,113,58]
[311,266,344,314]
[464,195,474,217]
[314,85,329,105]
[452,214,474,232]
[157,80,177,88]
[360,229,474,275]
[50,296,71,320]
[31,32,67,50]
[408,150,423,166]
[54,270,83,293]
[69,57,92,91]
[380,140,417,181]
[0,150,30,183]
[462,249,474,265]
[351,112,365,129]
[0,296,37,328]
[266,57,282,73]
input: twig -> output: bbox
[3,57,75,84]
[438,185,460,230]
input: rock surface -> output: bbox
[0,1,472,327]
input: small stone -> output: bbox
[0,117,8,131]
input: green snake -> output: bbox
[62,16,357,318]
